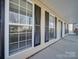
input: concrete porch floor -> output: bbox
[29,34,78,59]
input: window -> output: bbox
[64,23,67,34]
[67,24,69,33]
[49,15,55,39]
[45,11,49,42]
[34,4,41,46]
[65,24,68,33]
[9,0,33,55]
[45,12,56,42]
[9,3,19,23]
[55,17,57,38]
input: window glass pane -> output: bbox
[27,33,32,40]
[45,31,49,42]
[9,12,19,23]
[9,43,18,51]
[20,7,26,24]
[27,40,32,47]
[18,26,27,33]
[27,26,32,32]
[27,2,32,10]
[34,5,41,46]
[19,33,26,41]
[49,15,55,39]
[9,34,18,43]
[64,23,66,34]
[9,25,18,33]
[49,29,54,39]
[34,31,41,45]
[27,17,32,25]
[35,26,40,32]
[19,41,26,48]
[9,3,19,13]
[45,11,49,28]
[49,15,55,28]
[26,2,32,25]
[10,0,19,4]
[20,15,26,24]
[20,0,26,8]
[27,11,32,17]
[29,26,32,32]
[20,7,26,15]
[9,3,19,23]
[27,10,32,25]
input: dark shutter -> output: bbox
[0,0,5,59]
[55,17,57,38]
[65,24,67,33]
[64,23,66,34]
[45,11,49,42]
[67,24,69,33]
[61,21,63,37]
[34,4,41,46]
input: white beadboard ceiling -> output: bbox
[39,0,78,24]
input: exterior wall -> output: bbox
[4,0,69,59]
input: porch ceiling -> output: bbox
[39,0,78,24]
